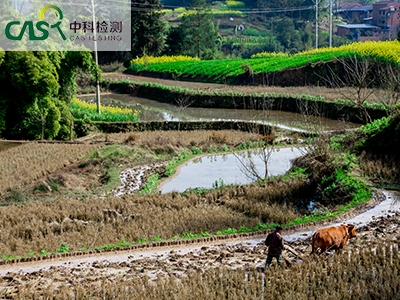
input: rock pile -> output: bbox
[112,163,165,196]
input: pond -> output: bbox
[159,147,305,194]
[79,93,360,133]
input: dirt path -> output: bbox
[103,72,377,102]
[0,190,398,296]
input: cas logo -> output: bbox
[5,5,66,41]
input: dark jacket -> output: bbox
[265,231,284,256]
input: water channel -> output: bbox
[79,93,360,132]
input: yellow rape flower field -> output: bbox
[130,55,200,67]
[255,40,400,64]
[71,98,140,122]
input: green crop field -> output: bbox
[130,41,400,81]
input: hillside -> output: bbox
[160,0,334,55]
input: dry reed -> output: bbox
[111,130,262,150]
[359,151,400,182]
[0,143,101,195]
[0,182,307,256]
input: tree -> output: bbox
[163,26,185,56]
[233,97,277,187]
[131,0,168,58]
[274,17,302,53]
[0,51,95,140]
[322,54,377,124]
[57,51,97,104]
[375,62,400,116]
[25,96,61,140]
[178,0,221,59]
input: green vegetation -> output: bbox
[130,41,400,83]
[70,98,140,122]
[55,242,70,254]
[139,174,161,195]
[0,51,96,140]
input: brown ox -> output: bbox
[311,224,356,255]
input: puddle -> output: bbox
[159,147,305,193]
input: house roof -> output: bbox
[381,2,400,10]
[339,2,363,10]
[337,4,372,13]
[373,1,400,9]
[337,24,379,29]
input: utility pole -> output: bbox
[388,6,395,40]
[315,0,318,49]
[91,0,101,115]
[329,0,333,47]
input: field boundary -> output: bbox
[106,81,387,123]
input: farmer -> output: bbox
[264,225,287,268]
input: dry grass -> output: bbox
[0,130,269,201]
[359,151,400,182]
[104,73,383,102]
[0,130,314,256]
[0,181,307,256]
[0,143,102,195]
[107,130,262,147]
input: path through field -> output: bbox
[0,190,398,295]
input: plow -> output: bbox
[283,245,308,264]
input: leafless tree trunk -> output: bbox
[233,96,276,185]
[175,94,194,131]
[321,54,377,124]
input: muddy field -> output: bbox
[0,191,398,298]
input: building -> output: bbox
[336,2,373,23]
[336,1,400,41]
[372,1,400,39]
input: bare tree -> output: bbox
[175,94,194,131]
[234,131,275,183]
[233,96,276,185]
[322,54,377,124]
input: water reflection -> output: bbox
[159,147,305,194]
[78,93,360,132]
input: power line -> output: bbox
[11,1,316,16]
